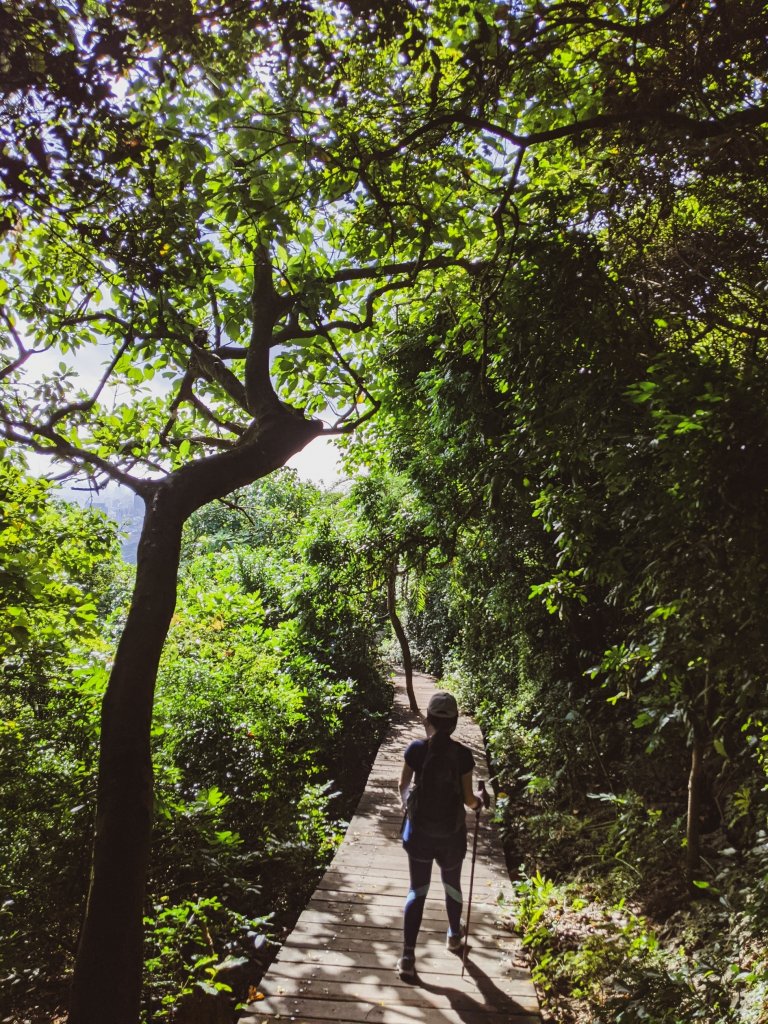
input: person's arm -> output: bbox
[461,771,483,811]
[399,762,414,811]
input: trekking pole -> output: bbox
[462,780,485,978]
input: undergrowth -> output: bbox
[512,869,767,1024]
[443,667,768,1024]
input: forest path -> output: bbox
[239,671,541,1024]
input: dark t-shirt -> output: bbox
[405,737,475,777]
[402,737,475,861]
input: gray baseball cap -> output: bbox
[427,691,459,718]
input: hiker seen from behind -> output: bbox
[397,690,490,980]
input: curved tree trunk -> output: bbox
[69,410,322,1024]
[387,561,418,714]
[69,487,184,1024]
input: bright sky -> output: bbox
[287,434,343,486]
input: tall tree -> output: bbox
[1,6,492,1020]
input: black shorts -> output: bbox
[403,826,467,869]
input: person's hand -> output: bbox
[475,781,490,811]
[399,786,411,815]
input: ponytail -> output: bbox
[426,713,458,751]
[428,729,450,753]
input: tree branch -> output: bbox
[166,434,235,450]
[188,392,247,437]
[316,325,373,400]
[208,284,222,350]
[0,414,152,495]
[491,148,524,246]
[276,276,414,344]
[0,307,54,381]
[159,364,248,446]
[328,253,485,284]
[0,313,31,382]
[373,104,768,163]
[159,366,197,446]
[188,333,250,411]
[57,310,132,330]
[321,396,380,436]
[47,330,135,428]
[542,0,688,42]
[244,245,294,417]
[205,254,484,361]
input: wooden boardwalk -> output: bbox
[240,672,541,1024]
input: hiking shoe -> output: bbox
[446,925,465,952]
[397,953,416,979]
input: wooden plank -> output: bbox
[308,891,506,912]
[276,929,520,959]
[241,994,538,1024]
[283,923,504,948]
[272,944,530,976]
[318,870,509,892]
[251,976,539,1012]
[296,906,507,932]
[263,966,539,1004]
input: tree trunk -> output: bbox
[69,411,322,1024]
[70,486,184,1024]
[686,729,705,890]
[387,562,418,714]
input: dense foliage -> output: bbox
[1,469,389,1021]
[347,58,768,1024]
[337,3,768,1019]
[1,464,121,1011]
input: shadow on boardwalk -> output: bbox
[239,671,541,1024]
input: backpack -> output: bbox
[406,738,465,838]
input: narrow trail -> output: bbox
[240,671,542,1024]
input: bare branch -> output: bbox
[47,329,135,428]
[321,396,380,436]
[373,103,768,164]
[0,414,152,495]
[188,334,250,411]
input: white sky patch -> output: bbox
[286,433,342,485]
[25,340,110,389]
